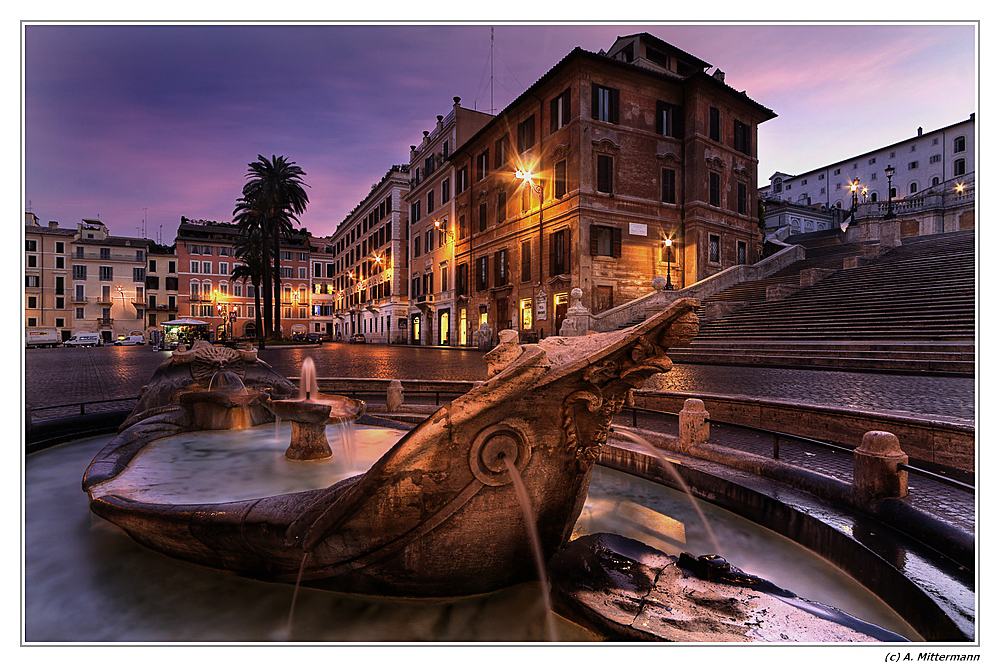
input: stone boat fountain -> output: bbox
[79,300,913,641]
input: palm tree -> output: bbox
[232,226,267,349]
[240,155,309,340]
[233,197,273,341]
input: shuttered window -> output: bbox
[590,225,622,258]
[591,84,619,124]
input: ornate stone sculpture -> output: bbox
[84,300,701,598]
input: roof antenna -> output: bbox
[490,26,495,115]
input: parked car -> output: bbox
[25,328,61,348]
[64,332,103,347]
[290,332,308,342]
[305,333,323,344]
[349,333,366,344]
[114,335,145,346]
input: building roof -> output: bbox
[453,35,776,157]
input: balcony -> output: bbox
[95,317,113,327]
[416,294,435,304]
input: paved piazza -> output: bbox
[24,343,975,421]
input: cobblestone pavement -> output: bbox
[654,364,975,422]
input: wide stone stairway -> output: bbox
[667,230,975,376]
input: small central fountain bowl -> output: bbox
[264,391,366,461]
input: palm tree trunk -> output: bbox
[254,280,264,349]
[261,250,273,340]
[272,226,282,340]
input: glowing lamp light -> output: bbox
[955,183,965,194]
[515,169,533,182]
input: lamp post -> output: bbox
[516,169,544,288]
[663,238,674,290]
[883,165,896,219]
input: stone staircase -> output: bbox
[666,230,975,376]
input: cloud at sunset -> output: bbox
[23,23,975,241]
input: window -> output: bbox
[932,176,940,186]
[27,296,37,309]
[833,168,841,175]
[475,256,489,291]
[597,155,614,193]
[737,182,748,215]
[133,267,145,282]
[478,202,489,233]
[733,119,751,155]
[520,298,533,330]
[737,241,747,265]
[550,88,571,131]
[910,182,918,194]
[100,247,111,259]
[954,136,966,153]
[427,189,435,212]
[457,166,468,193]
[494,248,508,287]
[75,284,85,301]
[426,229,434,253]
[457,263,469,296]
[555,160,567,198]
[661,168,676,204]
[656,101,682,138]
[930,154,941,164]
[476,150,490,181]
[551,229,569,275]
[521,241,531,282]
[26,239,37,252]
[908,161,919,170]
[27,255,37,268]
[26,275,39,287]
[818,174,825,180]
[710,172,721,207]
[414,236,421,257]
[494,135,508,169]
[591,84,619,124]
[954,158,966,176]
[709,107,720,141]
[517,115,536,153]
[99,266,113,281]
[709,234,720,263]
[869,157,877,165]
[590,225,622,258]
[77,308,85,319]
[442,178,451,203]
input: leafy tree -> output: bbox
[233,197,273,342]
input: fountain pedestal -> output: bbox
[264,393,366,462]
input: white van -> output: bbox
[64,332,103,347]
[114,335,145,346]
[25,328,61,348]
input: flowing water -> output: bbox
[501,456,558,643]
[612,426,724,556]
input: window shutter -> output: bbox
[591,83,599,119]
[590,224,599,256]
[612,227,622,258]
[565,229,571,272]
[550,233,556,276]
[610,88,619,124]
[494,251,500,287]
[550,97,558,133]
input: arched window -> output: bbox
[909,182,918,194]
[870,192,879,202]
[932,176,940,187]
[954,135,966,153]
[954,158,966,176]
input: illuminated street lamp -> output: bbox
[883,165,896,219]
[663,238,674,290]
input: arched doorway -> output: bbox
[243,322,257,339]
[439,310,450,346]
[411,314,421,345]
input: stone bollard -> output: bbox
[678,398,710,450]
[386,380,404,412]
[853,431,908,503]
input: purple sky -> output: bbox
[24,23,976,242]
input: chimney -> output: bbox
[48,221,58,229]
[713,69,725,82]
[917,127,923,136]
